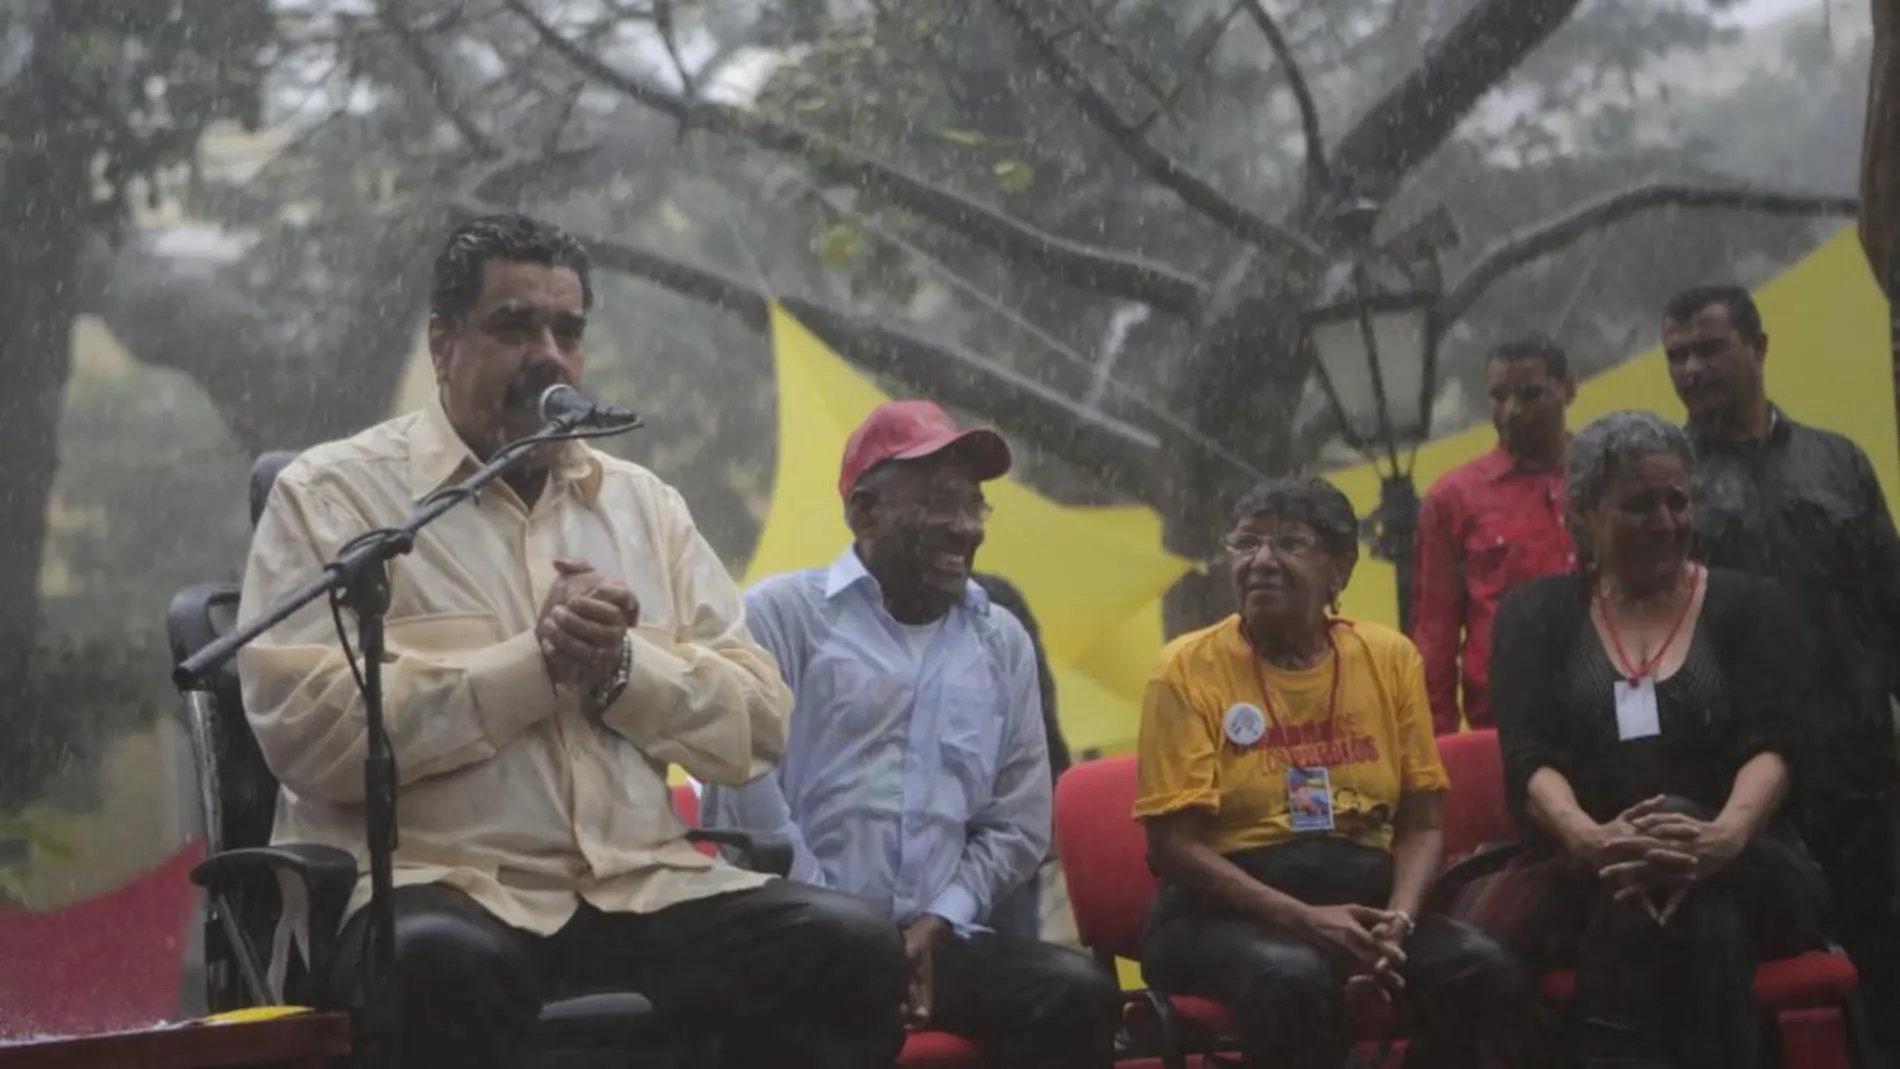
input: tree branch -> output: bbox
[1238,0,1327,194]
[76,222,431,454]
[986,0,1322,264]
[495,0,1208,316]
[1437,182,1860,331]
[1329,0,1584,196]
[447,198,1164,493]
[376,0,497,156]
[1131,1,1242,136]
[651,0,695,108]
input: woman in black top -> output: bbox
[1490,411,1827,1069]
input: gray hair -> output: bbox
[1566,410,1694,564]
[1229,476,1361,559]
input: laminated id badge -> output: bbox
[1286,766,1336,832]
[1614,677,1661,741]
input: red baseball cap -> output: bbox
[838,400,1013,498]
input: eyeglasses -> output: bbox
[883,496,993,523]
[1222,531,1321,559]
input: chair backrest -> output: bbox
[168,451,305,857]
[167,582,276,857]
[1438,728,1511,862]
[1053,756,1157,961]
[166,451,308,1010]
[249,450,301,528]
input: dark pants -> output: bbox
[928,928,1121,1069]
[324,879,908,1069]
[1802,790,1900,1062]
[1531,799,1827,1069]
[1141,838,1551,1069]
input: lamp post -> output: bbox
[1302,197,1443,634]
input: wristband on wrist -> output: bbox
[584,633,633,715]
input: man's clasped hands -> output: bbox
[535,557,639,693]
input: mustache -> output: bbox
[501,370,565,411]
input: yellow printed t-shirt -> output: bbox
[1133,615,1449,853]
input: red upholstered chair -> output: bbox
[1055,756,1411,1069]
[1435,728,1510,863]
[1054,756,1243,1069]
[897,1029,983,1067]
[1439,729,1872,1069]
[670,782,700,826]
[670,778,981,1066]
[669,783,716,858]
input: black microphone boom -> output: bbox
[539,384,640,428]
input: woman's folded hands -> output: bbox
[1579,797,1747,924]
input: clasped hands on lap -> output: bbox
[1297,901,1412,999]
[899,914,952,1028]
[1572,795,1747,924]
[535,557,637,692]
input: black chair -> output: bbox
[166,450,789,1067]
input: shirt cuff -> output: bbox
[467,630,559,746]
[616,629,689,708]
[924,883,981,930]
[787,843,828,887]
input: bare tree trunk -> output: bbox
[0,43,91,665]
[77,214,441,456]
[1159,257,1315,633]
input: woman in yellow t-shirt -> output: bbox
[1135,478,1549,1069]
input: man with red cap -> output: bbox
[703,400,1119,1069]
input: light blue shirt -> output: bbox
[701,548,1052,931]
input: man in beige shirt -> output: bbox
[237,212,907,1069]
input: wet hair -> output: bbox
[1565,411,1694,565]
[431,212,594,323]
[1662,284,1763,343]
[1228,476,1360,559]
[1490,334,1570,381]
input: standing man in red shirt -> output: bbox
[1412,336,1578,734]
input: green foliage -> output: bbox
[0,0,274,230]
[1410,11,1868,404]
[0,813,77,906]
[0,631,166,816]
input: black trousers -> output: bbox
[324,879,909,1069]
[926,927,1121,1069]
[1802,790,1900,1061]
[1529,799,1827,1069]
[1141,838,1552,1069]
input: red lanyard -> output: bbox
[1595,565,1701,681]
[1242,621,1343,739]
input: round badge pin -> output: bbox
[1223,702,1267,747]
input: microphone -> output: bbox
[538,384,639,428]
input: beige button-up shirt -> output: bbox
[237,398,790,935]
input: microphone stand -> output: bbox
[174,408,641,1069]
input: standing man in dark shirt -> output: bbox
[1412,336,1578,734]
[1663,283,1900,1056]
